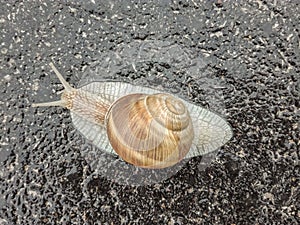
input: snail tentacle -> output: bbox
[32,99,67,107]
[49,62,73,92]
[32,63,75,108]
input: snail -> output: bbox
[33,63,233,169]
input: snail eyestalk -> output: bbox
[32,62,73,108]
[49,62,73,92]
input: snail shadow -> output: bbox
[80,143,217,186]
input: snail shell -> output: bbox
[106,93,194,168]
[33,63,233,169]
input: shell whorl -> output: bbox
[105,93,194,169]
[146,94,190,131]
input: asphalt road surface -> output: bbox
[0,0,299,224]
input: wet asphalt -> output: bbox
[0,0,299,224]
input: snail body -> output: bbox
[33,63,232,169]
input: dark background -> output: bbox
[0,0,299,224]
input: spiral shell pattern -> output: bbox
[106,93,194,168]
